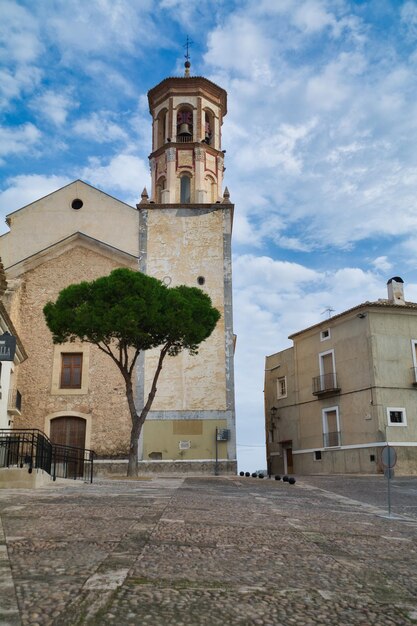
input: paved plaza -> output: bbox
[0,474,417,626]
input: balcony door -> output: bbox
[322,406,341,447]
[319,350,336,390]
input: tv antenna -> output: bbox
[321,307,335,319]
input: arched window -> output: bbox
[156,109,167,149]
[180,175,191,203]
[204,110,215,146]
[156,177,166,203]
[206,176,217,203]
[176,107,193,143]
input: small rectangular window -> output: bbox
[277,376,287,398]
[387,407,407,426]
[320,329,330,341]
[60,353,82,389]
[370,454,375,462]
[411,340,417,383]
[314,450,322,461]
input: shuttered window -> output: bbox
[60,353,82,389]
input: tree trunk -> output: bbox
[124,343,171,477]
[125,374,140,477]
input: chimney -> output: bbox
[387,276,405,305]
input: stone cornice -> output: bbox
[148,76,227,116]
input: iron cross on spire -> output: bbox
[183,36,193,76]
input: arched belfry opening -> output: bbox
[176,107,193,143]
[204,109,215,146]
[156,108,168,149]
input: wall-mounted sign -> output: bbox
[216,428,230,441]
[0,332,16,361]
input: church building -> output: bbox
[0,61,237,475]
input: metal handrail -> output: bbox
[0,428,96,483]
[312,372,340,394]
[323,431,341,447]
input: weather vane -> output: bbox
[184,35,193,62]
[183,36,193,76]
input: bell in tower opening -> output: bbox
[177,109,193,143]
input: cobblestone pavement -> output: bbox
[0,474,417,626]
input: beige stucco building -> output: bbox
[265,277,417,476]
[0,65,236,475]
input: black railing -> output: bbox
[323,431,341,447]
[312,372,340,395]
[0,429,95,483]
[176,135,193,143]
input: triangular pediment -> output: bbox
[5,232,138,279]
[5,180,135,222]
[0,180,139,269]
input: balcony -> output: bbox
[8,389,22,415]
[312,372,340,397]
[323,430,341,448]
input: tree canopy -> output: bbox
[43,268,221,475]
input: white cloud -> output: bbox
[0,123,41,161]
[73,112,128,143]
[371,256,392,273]
[81,154,150,203]
[205,16,276,77]
[0,1,43,65]
[0,174,71,233]
[0,3,43,108]
[401,1,417,41]
[31,90,78,126]
[292,0,338,34]
[44,0,157,60]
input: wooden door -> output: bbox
[50,417,86,477]
[285,447,294,474]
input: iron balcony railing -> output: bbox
[312,372,340,396]
[175,135,193,143]
[323,430,341,448]
[7,388,22,414]
[0,428,96,483]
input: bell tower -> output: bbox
[137,58,236,475]
[147,61,227,205]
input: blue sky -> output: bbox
[2,0,417,471]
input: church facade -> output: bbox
[0,68,237,475]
